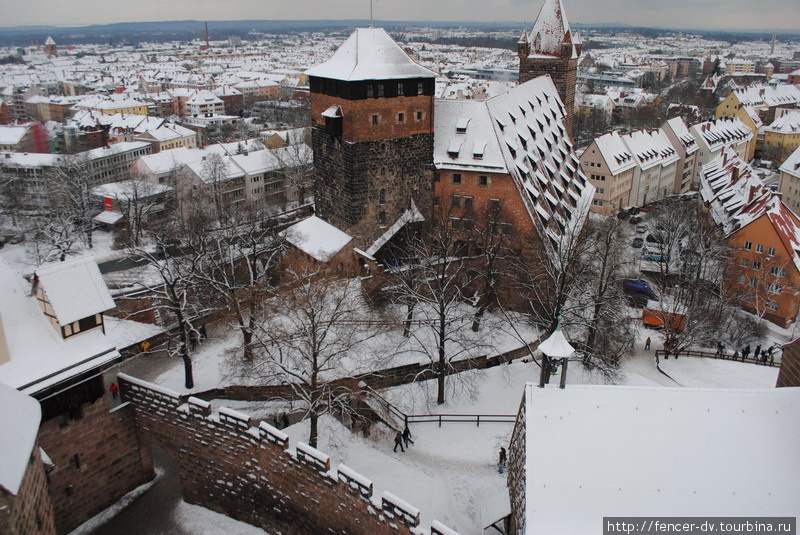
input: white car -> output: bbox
[636,224,647,234]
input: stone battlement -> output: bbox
[118,373,461,535]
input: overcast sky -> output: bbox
[3,0,799,31]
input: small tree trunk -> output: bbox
[181,345,194,389]
[403,303,414,337]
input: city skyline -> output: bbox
[2,0,800,32]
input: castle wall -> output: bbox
[0,442,57,535]
[118,374,459,535]
[38,398,153,534]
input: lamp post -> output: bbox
[537,315,575,389]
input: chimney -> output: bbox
[749,185,758,204]
[731,166,739,183]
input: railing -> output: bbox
[655,349,780,368]
[406,414,516,427]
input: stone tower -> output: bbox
[518,0,581,135]
[43,36,57,57]
[307,28,436,249]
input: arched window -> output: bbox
[379,189,386,204]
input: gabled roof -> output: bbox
[282,216,353,262]
[778,145,800,179]
[34,254,116,325]
[592,131,636,175]
[305,28,437,81]
[700,147,800,272]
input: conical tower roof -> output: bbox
[44,36,56,46]
[305,27,436,82]
[527,0,573,56]
[538,317,575,359]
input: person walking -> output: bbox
[498,447,507,474]
[402,425,414,448]
[742,345,751,359]
[393,431,405,453]
[645,337,651,351]
[109,382,119,400]
[199,324,207,340]
[754,345,762,361]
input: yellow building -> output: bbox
[762,112,800,162]
[74,96,149,116]
[716,92,761,160]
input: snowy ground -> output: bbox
[119,305,541,396]
[0,227,124,273]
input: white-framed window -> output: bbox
[767,247,776,256]
[766,300,779,311]
[743,241,752,250]
[756,244,764,254]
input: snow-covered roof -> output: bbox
[366,201,425,257]
[537,325,574,359]
[0,125,30,146]
[434,99,507,174]
[664,116,698,155]
[522,384,800,535]
[93,210,124,225]
[305,28,437,81]
[0,259,119,394]
[282,216,353,262]
[34,255,117,325]
[764,110,800,134]
[779,146,800,179]
[91,179,173,200]
[523,0,576,58]
[592,131,636,175]
[0,382,40,496]
[700,147,800,272]
[691,118,753,152]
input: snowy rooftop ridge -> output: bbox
[34,254,117,326]
[523,384,800,535]
[304,27,437,82]
[282,215,353,263]
[0,382,41,496]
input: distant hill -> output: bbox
[0,19,797,47]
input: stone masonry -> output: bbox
[37,398,153,534]
[118,373,461,535]
[519,56,577,135]
[0,442,57,535]
[776,337,800,387]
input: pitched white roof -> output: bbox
[764,110,800,134]
[593,131,636,175]
[0,259,119,394]
[305,28,437,81]
[282,216,352,262]
[34,254,116,325]
[523,384,800,535]
[0,383,40,496]
[778,145,800,179]
[0,125,30,146]
[91,179,173,200]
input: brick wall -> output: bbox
[777,338,800,387]
[507,392,527,535]
[311,93,433,144]
[118,375,461,535]
[38,398,153,534]
[0,441,57,535]
[313,125,434,249]
[519,57,577,135]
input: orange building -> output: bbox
[700,147,800,327]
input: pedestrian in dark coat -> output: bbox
[754,345,762,361]
[402,425,414,448]
[393,431,405,453]
[498,447,507,474]
[742,345,751,359]
[645,337,651,350]
[199,324,207,339]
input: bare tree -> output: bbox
[29,211,80,263]
[272,143,313,209]
[387,218,486,405]
[109,176,171,247]
[194,207,286,360]
[126,224,212,389]
[0,161,28,226]
[242,261,386,447]
[200,152,230,222]
[47,154,98,250]
[732,253,798,324]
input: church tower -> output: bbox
[307,28,436,249]
[518,0,581,135]
[44,36,58,57]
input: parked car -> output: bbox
[623,279,658,300]
[636,224,647,234]
[629,216,643,224]
[643,250,670,262]
[9,234,24,244]
[631,237,644,248]
[646,233,664,244]
[642,307,687,332]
